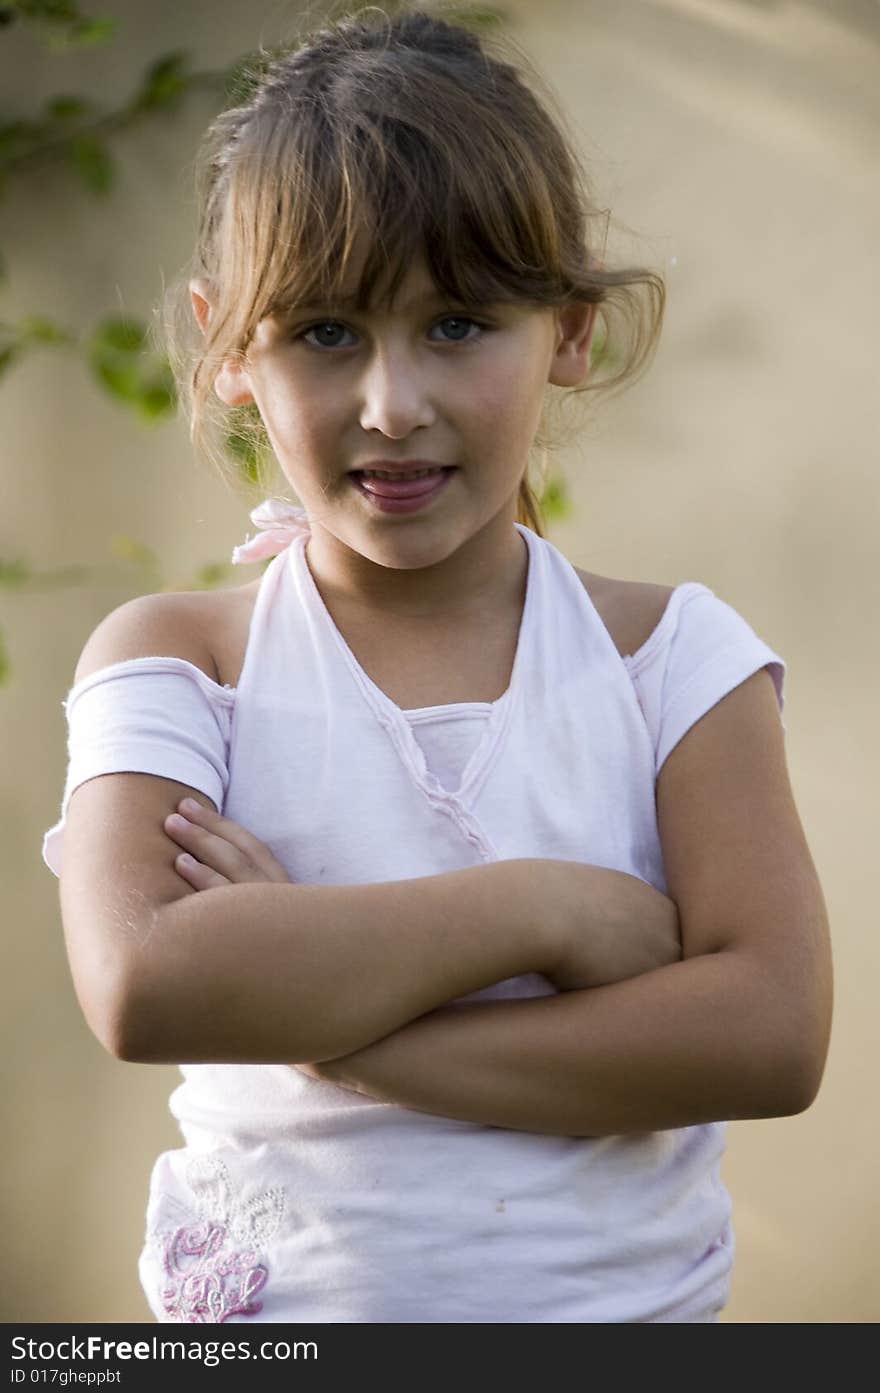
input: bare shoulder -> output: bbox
[572,567,675,660]
[73,581,260,688]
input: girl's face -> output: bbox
[198,243,595,587]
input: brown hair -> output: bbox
[161,1,665,537]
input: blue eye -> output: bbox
[431,316,482,343]
[300,321,355,350]
[297,314,486,351]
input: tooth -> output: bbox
[361,467,442,480]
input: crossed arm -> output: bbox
[146,827,828,1137]
[290,950,814,1137]
[152,670,832,1137]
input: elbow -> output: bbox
[95,1004,141,1063]
[104,983,172,1063]
[775,990,833,1116]
[766,1067,819,1119]
[723,1017,830,1121]
[775,1046,829,1117]
[63,900,183,1063]
[77,978,140,1062]
[75,962,166,1064]
[732,954,833,1119]
[757,1031,830,1119]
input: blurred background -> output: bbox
[2,0,878,1322]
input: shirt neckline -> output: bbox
[288,523,538,804]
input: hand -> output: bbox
[543,861,682,991]
[294,1057,351,1083]
[292,1054,377,1096]
[163,797,294,890]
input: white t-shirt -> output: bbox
[43,519,786,1323]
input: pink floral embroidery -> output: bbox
[150,1155,286,1325]
[161,1220,268,1323]
[230,497,311,564]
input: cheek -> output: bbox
[475,358,546,435]
[258,376,334,451]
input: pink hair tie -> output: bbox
[230,498,311,564]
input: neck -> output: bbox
[302,507,528,624]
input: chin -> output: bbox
[361,526,466,571]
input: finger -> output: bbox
[174,851,230,891]
[165,812,259,883]
[173,799,290,882]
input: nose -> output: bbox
[358,343,436,439]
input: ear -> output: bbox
[189,277,216,336]
[189,276,255,408]
[548,301,599,389]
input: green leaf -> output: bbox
[222,58,258,106]
[71,133,113,193]
[19,314,74,345]
[0,558,31,588]
[137,51,189,109]
[225,429,254,461]
[225,426,268,487]
[89,321,177,420]
[69,14,115,44]
[443,6,505,28]
[0,120,36,160]
[0,317,76,380]
[110,535,158,568]
[93,358,140,400]
[47,14,116,50]
[135,379,177,421]
[15,1,81,20]
[0,344,21,377]
[589,324,620,374]
[46,95,92,121]
[195,561,231,589]
[222,48,286,106]
[540,472,572,524]
[93,317,146,354]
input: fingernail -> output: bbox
[180,799,202,816]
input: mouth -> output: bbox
[348,465,457,514]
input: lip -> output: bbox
[350,459,453,475]
[350,466,456,514]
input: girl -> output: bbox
[43,5,832,1323]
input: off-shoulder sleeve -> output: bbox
[41,656,234,878]
[623,583,787,780]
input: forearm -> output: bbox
[119,859,557,1064]
[320,951,816,1135]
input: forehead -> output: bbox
[301,247,442,313]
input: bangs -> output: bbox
[220,60,571,344]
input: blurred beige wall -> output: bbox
[2,0,877,1322]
